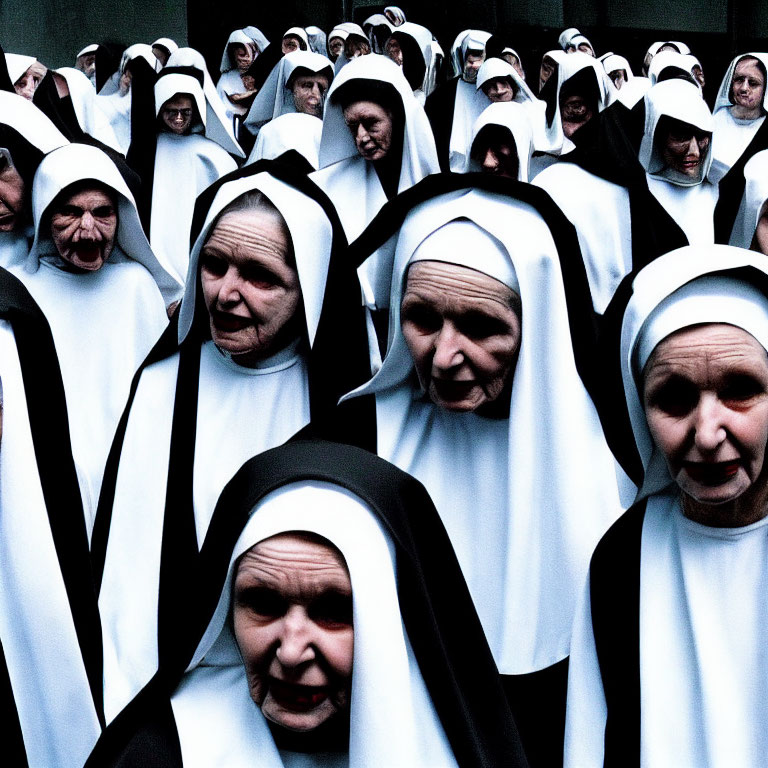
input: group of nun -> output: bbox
[2,11,768,768]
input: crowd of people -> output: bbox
[2,7,768,767]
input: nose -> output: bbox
[355,124,371,145]
[73,211,101,241]
[686,137,700,158]
[432,323,464,371]
[693,394,727,453]
[482,148,499,172]
[275,607,315,668]
[217,266,243,306]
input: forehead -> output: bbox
[204,208,290,257]
[58,185,116,208]
[235,533,351,592]
[342,100,391,121]
[484,76,513,88]
[293,72,329,86]
[644,323,768,379]
[163,93,194,107]
[735,58,764,78]
[404,260,516,308]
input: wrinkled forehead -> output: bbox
[53,180,116,209]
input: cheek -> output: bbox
[324,628,354,680]
[401,324,433,378]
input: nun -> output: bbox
[246,113,323,171]
[0,267,103,767]
[152,37,179,67]
[566,244,768,766]
[217,29,260,128]
[602,53,633,90]
[86,441,528,767]
[384,21,442,104]
[8,143,180,533]
[282,27,310,54]
[5,53,46,101]
[75,43,98,83]
[729,149,768,252]
[92,163,373,724]
[342,177,630,766]
[327,25,349,62]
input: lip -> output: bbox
[70,244,103,262]
[683,461,741,486]
[269,679,328,712]
[211,310,252,332]
[431,378,476,399]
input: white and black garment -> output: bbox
[566,244,768,767]
[247,112,323,169]
[9,143,180,535]
[216,29,258,126]
[730,149,768,248]
[93,165,373,724]
[85,441,528,768]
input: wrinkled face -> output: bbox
[481,76,516,103]
[661,122,710,177]
[50,186,118,271]
[152,46,170,67]
[233,533,354,733]
[328,37,344,61]
[200,209,301,364]
[385,37,403,67]
[609,69,627,89]
[560,93,594,137]
[160,94,194,135]
[232,44,253,72]
[76,53,96,78]
[282,35,302,55]
[345,38,371,59]
[14,69,42,101]
[471,134,519,178]
[0,151,25,232]
[291,74,330,118]
[643,324,768,510]
[463,52,484,83]
[731,58,765,115]
[343,100,394,162]
[539,55,557,91]
[502,53,525,80]
[401,260,522,412]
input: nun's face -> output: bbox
[233,533,354,732]
[0,150,25,232]
[328,37,344,61]
[481,77,516,103]
[160,94,194,135]
[401,261,522,412]
[200,209,301,364]
[660,121,710,177]
[463,53,484,83]
[731,58,765,116]
[560,93,594,138]
[232,44,253,72]
[14,68,42,101]
[385,37,403,67]
[609,69,627,89]
[471,130,519,178]
[291,73,330,118]
[282,36,303,55]
[49,185,117,271]
[343,101,394,162]
[643,324,768,521]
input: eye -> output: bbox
[646,376,699,417]
[241,263,279,288]
[309,592,353,628]
[457,311,511,339]
[236,586,286,619]
[200,251,227,276]
[92,205,115,218]
[402,302,442,333]
[720,374,766,404]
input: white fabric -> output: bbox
[219,29,256,74]
[173,481,458,768]
[95,89,131,153]
[0,321,102,768]
[11,144,176,532]
[167,47,243,157]
[5,53,35,84]
[0,230,30,269]
[154,72,207,130]
[713,52,768,113]
[390,22,441,99]
[534,163,632,313]
[730,149,768,247]
[448,76,494,171]
[646,175,717,241]
[647,50,702,88]
[100,173,333,719]
[283,27,310,50]
[558,28,581,50]
[152,37,179,56]
[149,132,237,285]
[76,43,99,59]
[615,75,651,108]
[464,101,535,181]
[0,89,69,152]
[602,53,632,80]
[244,51,333,130]
[55,67,122,150]
[246,112,322,169]
[217,30,257,123]
[311,54,439,243]
[476,57,538,104]
[343,189,627,673]
[448,29,490,79]
[243,26,270,54]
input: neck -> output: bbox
[731,103,763,120]
[682,475,768,528]
[268,710,349,754]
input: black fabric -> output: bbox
[0,267,104,723]
[391,30,427,91]
[345,172,604,408]
[0,640,29,767]
[33,71,85,140]
[0,123,45,231]
[501,659,569,768]
[95,44,123,94]
[589,501,648,767]
[424,75,459,172]
[245,42,283,92]
[88,441,530,768]
[714,117,768,244]
[157,66,205,87]
[0,43,15,92]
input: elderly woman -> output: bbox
[5,53,46,101]
[0,267,102,767]
[93,165,372,724]
[216,29,260,127]
[85,441,528,767]
[566,244,768,766]
[342,178,630,766]
[8,144,179,532]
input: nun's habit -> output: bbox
[148,69,238,284]
[243,50,333,133]
[9,143,179,533]
[0,268,102,767]
[462,101,534,181]
[342,177,629,765]
[711,53,768,177]
[566,245,768,767]
[246,112,322,170]
[310,54,439,244]
[425,30,491,172]
[217,29,259,125]
[92,164,373,724]
[729,149,768,249]
[86,440,528,768]
[386,22,442,104]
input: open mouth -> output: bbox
[431,379,476,399]
[211,311,252,332]
[269,679,328,711]
[683,461,740,486]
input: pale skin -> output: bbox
[291,73,330,118]
[342,101,394,162]
[199,209,301,366]
[160,94,194,135]
[233,533,354,732]
[560,94,594,138]
[50,187,118,272]
[463,52,484,83]
[401,260,522,412]
[481,77,516,103]
[643,324,768,527]
[0,153,25,232]
[730,57,765,120]
[660,123,710,178]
